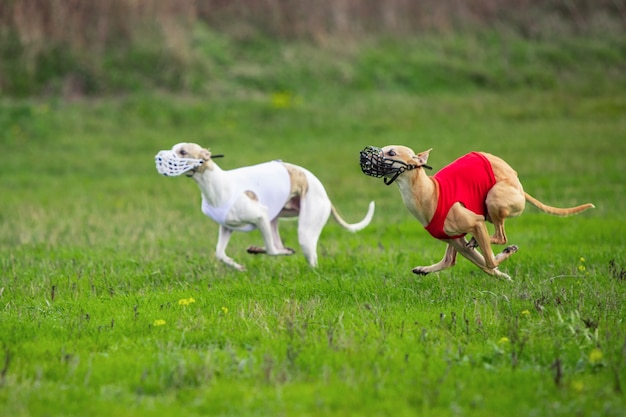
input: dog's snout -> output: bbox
[360,146,386,178]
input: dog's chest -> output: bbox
[399,188,431,226]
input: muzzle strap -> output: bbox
[383,170,404,186]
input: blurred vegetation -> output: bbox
[0,0,624,97]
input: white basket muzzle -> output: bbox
[155,150,205,177]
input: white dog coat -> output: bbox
[201,161,291,232]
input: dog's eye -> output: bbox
[387,150,396,157]
[180,149,187,156]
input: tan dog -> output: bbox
[360,145,594,280]
[156,142,375,270]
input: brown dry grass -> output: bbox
[2,0,623,49]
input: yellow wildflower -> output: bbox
[271,92,292,109]
[589,348,603,364]
[153,319,166,326]
[221,306,229,315]
[520,310,530,317]
[571,380,584,392]
[178,297,196,306]
[498,337,510,345]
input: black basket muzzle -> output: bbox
[359,146,414,185]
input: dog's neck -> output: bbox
[394,168,438,226]
[190,160,233,207]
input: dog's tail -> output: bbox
[524,192,595,216]
[331,201,375,232]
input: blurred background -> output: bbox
[1,0,624,98]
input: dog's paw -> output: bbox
[273,248,295,256]
[220,258,246,271]
[493,268,513,281]
[246,246,266,255]
[412,267,430,276]
[503,245,519,254]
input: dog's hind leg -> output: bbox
[269,218,294,252]
[247,218,295,255]
[412,244,458,275]
[216,225,246,271]
[450,237,517,280]
[446,204,517,278]
[248,214,296,258]
[485,181,526,245]
[298,191,332,268]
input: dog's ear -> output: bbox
[200,148,212,160]
[414,148,432,167]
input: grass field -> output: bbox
[1,39,626,415]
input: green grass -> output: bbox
[1,80,626,415]
[3,26,626,96]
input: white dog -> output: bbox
[155,142,375,270]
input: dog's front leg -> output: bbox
[412,244,458,275]
[215,225,246,271]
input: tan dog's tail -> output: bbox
[525,192,595,216]
[331,201,375,232]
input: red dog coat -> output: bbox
[424,152,496,240]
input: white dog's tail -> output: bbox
[331,201,375,232]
